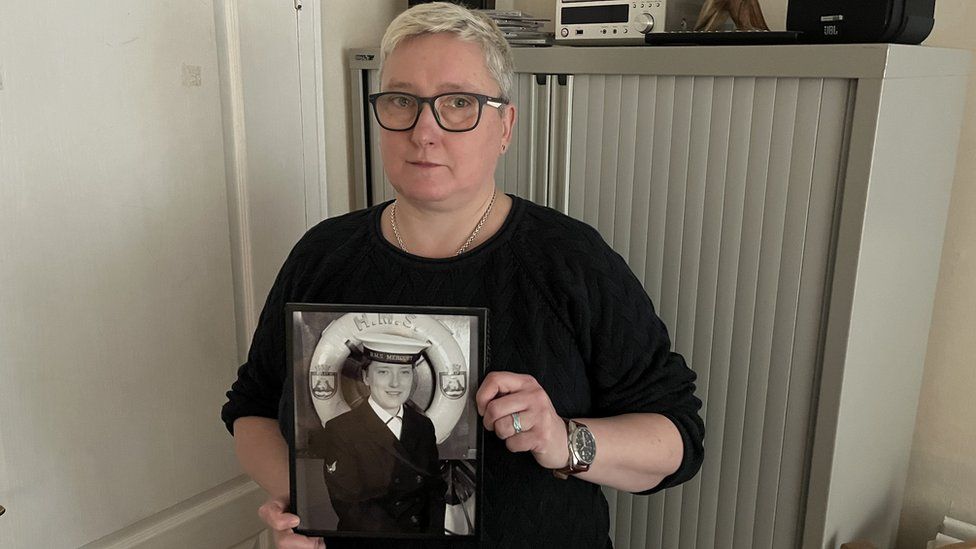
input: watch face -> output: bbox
[573,427,596,464]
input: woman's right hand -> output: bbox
[258,496,325,549]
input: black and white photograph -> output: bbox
[286,304,486,540]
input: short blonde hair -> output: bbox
[380,2,515,102]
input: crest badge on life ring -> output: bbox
[310,371,337,400]
[439,368,467,400]
[308,312,469,444]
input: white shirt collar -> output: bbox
[367,397,403,439]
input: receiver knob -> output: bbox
[633,13,655,34]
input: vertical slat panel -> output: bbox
[643,75,676,549]
[604,485,618,539]
[616,76,647,549]
[549,74,574,214]
[773,78,854,549]
[534,76,554,204]
[674,75,714,549]
[612,76,641,262]
[513,73,531,197]
[518,74,537,200]
[509,73,526,198]
[701,76,756,548]
[629,76,663,549]
[540,68,852,549]
[733,77,798,548]
[568,75,590,221]
[623,75,655,549]
[689,75,734,548]
[615,490,635,549]
[597,76,623,243]
[613,47,637,503]
[510,74,535,199]
[527,75,540,199]
[661,75,695,549]
[628,76,658,285]
[752,78,822,549]
[630,489,651,549]
[645,76,674,306]
[660,76,692,329]
[583,76,606,228]
[717,77,776,549]
[494,73,520,193]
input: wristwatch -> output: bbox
[553,418,596,479]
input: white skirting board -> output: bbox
[80,476,267,549]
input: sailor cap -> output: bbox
[358,333,430,365]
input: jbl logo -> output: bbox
[824,25,840,36]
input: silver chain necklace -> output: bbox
[390,190,497,256]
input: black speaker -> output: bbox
[787,0,936,44]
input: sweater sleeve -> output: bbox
[579,228,705,495]
[220,246,308,435]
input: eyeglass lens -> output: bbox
[374,93,481,131]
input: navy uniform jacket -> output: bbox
[311,402,447,534]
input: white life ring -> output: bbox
[308,312,470,444]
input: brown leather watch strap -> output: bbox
[552,419,591,479]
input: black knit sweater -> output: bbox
[221,195,704,549]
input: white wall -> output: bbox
[896,1,976,547]
[0,1,244,547]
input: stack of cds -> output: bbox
[480,10,552,46]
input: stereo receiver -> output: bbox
[555,0,704,45]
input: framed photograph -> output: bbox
[286,303,486,541]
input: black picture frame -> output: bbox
[286,303,487,542]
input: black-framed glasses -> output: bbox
[368,91,509,132]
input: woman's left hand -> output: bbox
[476,371,570,470]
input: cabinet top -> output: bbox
[350,44,969,80]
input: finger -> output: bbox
[506,429,570,469]
[275,531,323,549]
[258,498,282,520]
[259,502,301,531]
[270,516,302,532]
[503,431,538,454]
[267,511,300,532]
[491,410,534,440]
[482,393,532,430]
[475,371,508,415]
[476,372,536,415]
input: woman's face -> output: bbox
[379,33,515,208]
[364,362,414,414]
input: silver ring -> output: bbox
[512,412,523,434]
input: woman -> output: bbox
[221,3,704,548]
